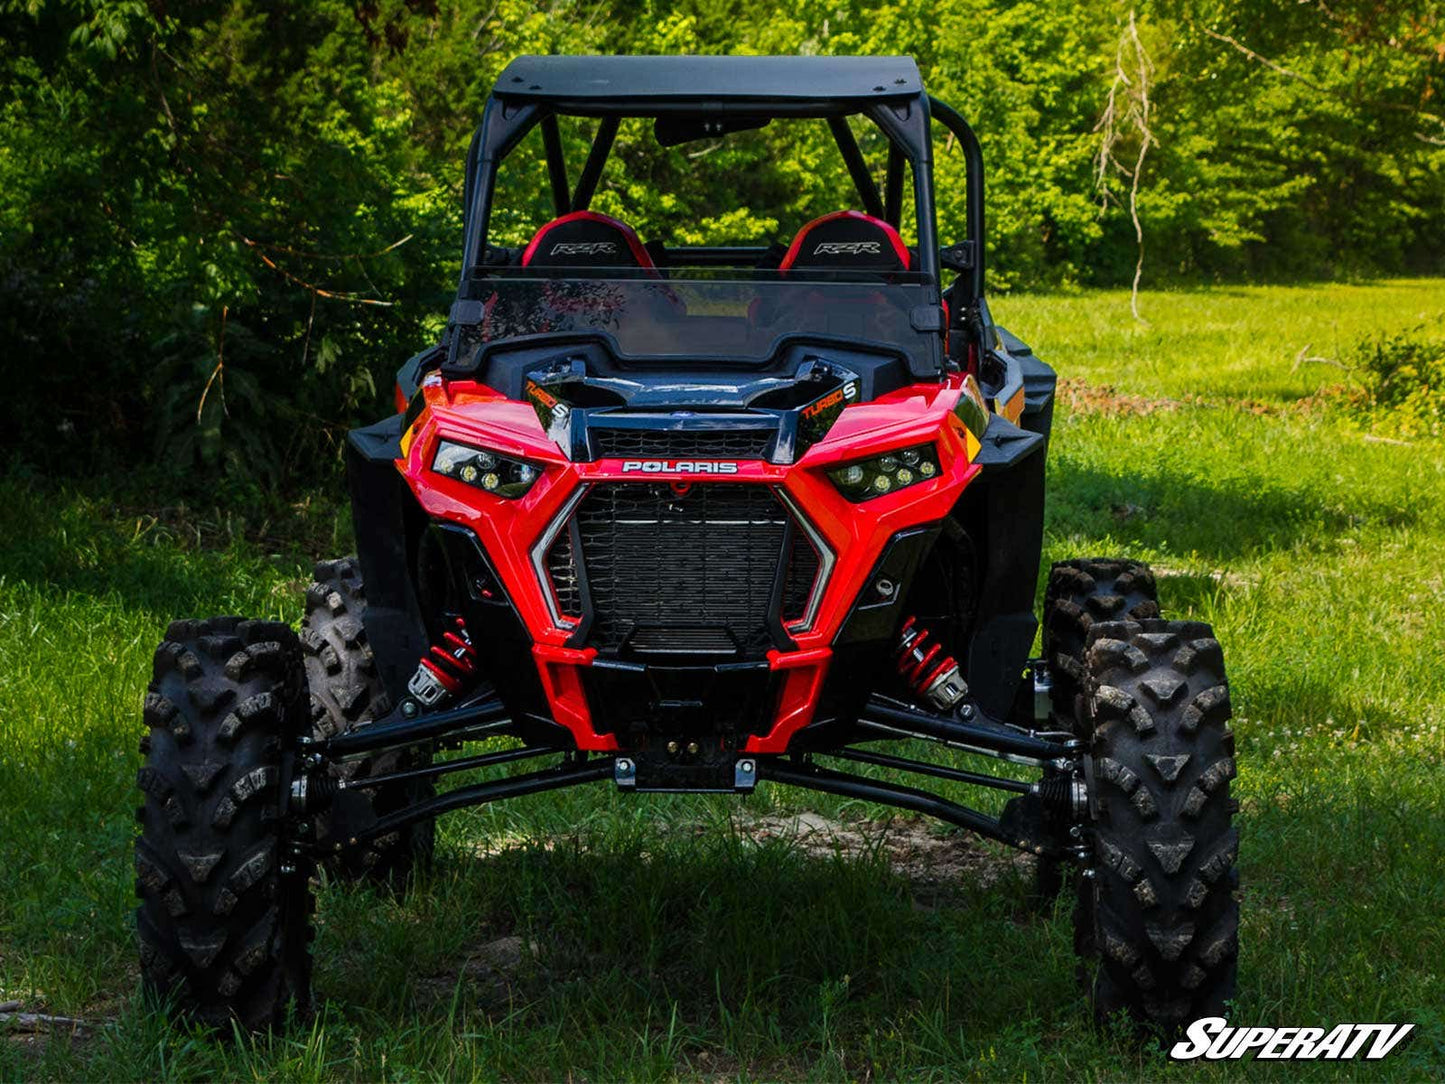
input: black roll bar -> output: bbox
[572,115,620,211]
[540,113,570,217]
[926,96,985,301]
[884,141,904,227]
[826,116,886,220]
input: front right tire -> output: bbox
[301,557,434,884]
[1074,617,1239,1029]
[1044,558,1160,724]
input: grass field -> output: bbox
[2,280,1443,1080]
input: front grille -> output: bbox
[591,427,773,460]
[781,527,821,624]
[545,530,582,619]
[625,627,741,656]
[574,483,788,656]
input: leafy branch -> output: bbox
[1095,10,1156,322]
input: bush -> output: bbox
[1352,325,1445,439]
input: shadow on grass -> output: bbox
[0,479,312,621]
[314,827,1067,1051]
[1047,455,1415,564]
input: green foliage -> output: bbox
[2,282,1445,1080]
[1352,322,1445,439]
[1,0,1442,487]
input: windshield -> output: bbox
[465,270,940,371]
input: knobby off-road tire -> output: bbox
[1044,559,1160,725]
[1076,617,1239,1029]
[302,556,434,884]
[1033,559,1160,905]
[135,617,313,1029]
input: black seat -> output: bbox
[521,211,656,270]
[780,210,912,272]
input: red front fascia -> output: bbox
[397,374,983,752]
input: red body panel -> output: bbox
[397,372,985,751]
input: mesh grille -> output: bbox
[781,527,821,624]
[591,428,773,460]
[575,483,788,655]
[624,627,741,656]
[545,530,582,618]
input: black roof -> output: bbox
[493,55,923,106]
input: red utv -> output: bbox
[133,54,1238,1032]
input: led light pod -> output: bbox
[827,442,941,503]
[432,439,542,499]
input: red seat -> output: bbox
[521,210,655,270]
[780,210,912,272]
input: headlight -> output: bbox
[432,440,541,499]
[827,443,939,502]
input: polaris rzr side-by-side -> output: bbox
[134,55,1238,1032]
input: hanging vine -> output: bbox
[1095,10,1156,322]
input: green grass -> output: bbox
[3,280,1444,1080]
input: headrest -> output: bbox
[780,210,912,272]
[521,211,655,269]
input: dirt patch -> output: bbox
[424,812,1038,1005]
[465,811,1036,900]
[736,810,1034,900]
[1,1000,99,1062]
[1056,377,1181,416]
[1058,376,1352,419]
[1152,563,1257,590]
[416,934,541,1008]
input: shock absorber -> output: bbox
[895,616,969,711]
[406,615,480,710]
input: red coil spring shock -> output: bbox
[406,616,479,709]
[895,616,969,711]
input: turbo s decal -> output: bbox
[524,379,571,430]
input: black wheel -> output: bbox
[1074,617,1239,1029]
[302,556,434,883]
[134,617,313,1030]
[1044,558,1160,726]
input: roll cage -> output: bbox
[456,55,987,307]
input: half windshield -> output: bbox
[464,269,941,372]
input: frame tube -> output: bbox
[760,759,1030,850]
[862,695,1071,762]
[926,96,984,300]
[318,696,511,758]
[572,115,620,211]
[342,744,556,792]
[823,746,1032,794]
[348,758,612,846]
[884,142,904,227]
[826,116,886,220]
[540,113,570,217]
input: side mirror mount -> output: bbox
[940,241,975,272]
